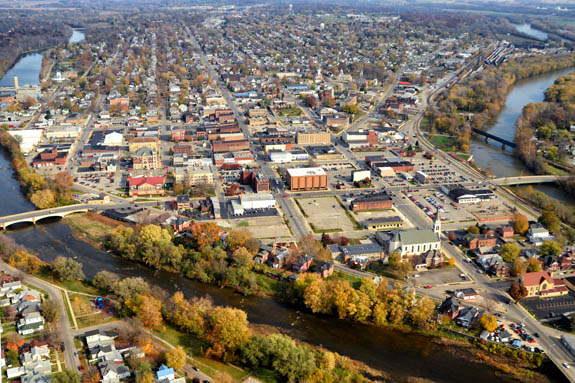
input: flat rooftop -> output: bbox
[286,167,326,177]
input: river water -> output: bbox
[0,29,564,383]
[512,23,549,41]
[470,66,575,205]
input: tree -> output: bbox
[467,225,480,235]
[539,209,561,234]
[30,189,56,209]
[42,299,60,323]
[51,257,85,281]
[407,296,436,328]
[500,243,520,263]
[230,247,253,268]
[191,222,221,249]
[513,213,529,235]
[52,370,81,383]
[225,230,252,252]
[136,371,155,383]
[82,366,101,383]
[6,333,24,351]
[509,283,528,302]
[206,307,251,359]
[539,240,562,257]
[165,346,186,370]
[132,294,163,329]
[528,257,542,272]
[479,313,498,332]
[511,258,528,277]
[387,252,401,268]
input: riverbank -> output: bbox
[61,212,560,383]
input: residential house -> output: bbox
[498,226,514,238]
[17,312,44,335]
[465,234,497,251]
[438,296,461,319]
[293,255,314,274]
[528,225,553,246]
[99,361,130,383]
[456,306,480,328]
[453,288,479,301]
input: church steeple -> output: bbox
[433,209,441,234]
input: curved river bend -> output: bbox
[0,30,565,383]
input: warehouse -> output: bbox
[240,193,277,210]
[351,192,393,211]
[285,167,328,191]
[443,186,495,204]
[352,170,371,183]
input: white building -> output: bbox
[381,214,441,257]
[240,193,276,210]
[352,170,371,182]
[269,151,292,163]
[8,129,44,154]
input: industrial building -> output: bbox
[230,193,276,215]
[351,192,393,211]
[363,216,404,231]
[285,167,328,191]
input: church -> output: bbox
[376,212,442,257]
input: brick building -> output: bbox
[212,140,250,153]
[240,170,270,193]
[297,132,331,146]
[351,192,393,211]
[285,167,328,191]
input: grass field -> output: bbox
[430,135,458,152]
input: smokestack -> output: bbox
[13,76,18,90]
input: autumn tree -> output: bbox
[513,213,529,235]
[52,370,81,383]
[205,307,251,359]
[407,296,436,329]
[479,313,498,332]
[467,225,480,235]
[500,243,520,263]
[511,257,528,277]
[30,189,56,209]
[164,346,186,370]
[51,257,85,281]
[387,252,401,268]
[191,222,221,249]
[230,247,253,268]
[126,294,162,329]
[225,230,252,252]
[509,283,528,302]
[42,299,60,323]
[539,240,562,257]
[527,257,542,272]
[6,333,24,351]
[82,366,101,383]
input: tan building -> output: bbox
[174,165,215,186]
[132,147,161,170]
[285,167,328,191]
[297,132,331,146]
[519,271,568,298]
[129,137,159,153]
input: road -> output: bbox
[0,259,80,371]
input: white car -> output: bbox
[562,362,570,369]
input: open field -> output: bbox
[230,215,291,239]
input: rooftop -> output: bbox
[286,167,326,177]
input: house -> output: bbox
[528,225,553,246]
[543,256,559,272]
[156,365,175,383]
[438,296,461,319]
[21,345,50,366]
[99,361,130,383]
[519,271,568,298]
[453,288,479,301]
[312,261,334,278]
[293,255,314,274]
[17,312,44,335]
[498,226,514,238]
[465,234,497,250]
[85,329,117,349]
[456,306,480,328]
[418,250,444,269]
[176,194,191,211]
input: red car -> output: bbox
[424,285,432,289]
[283,194,289,198]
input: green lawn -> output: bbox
[430,135,458,152]
[277,106,303,117]
[153,325,249,381]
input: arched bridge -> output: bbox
[472,128,516,149]
[0,203,133,229]
[492,175,570,186]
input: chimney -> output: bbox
[13,76,18,90]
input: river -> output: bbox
[512,23,549,41]
[0,29,563,383]
[470,66,575,206]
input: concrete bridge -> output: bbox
[472,128,516,149]
[492,175,569,186]
[0,203,136,229]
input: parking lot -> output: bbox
[296,196,356,232]
[409,268,464,287]
[522,291,575,321]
